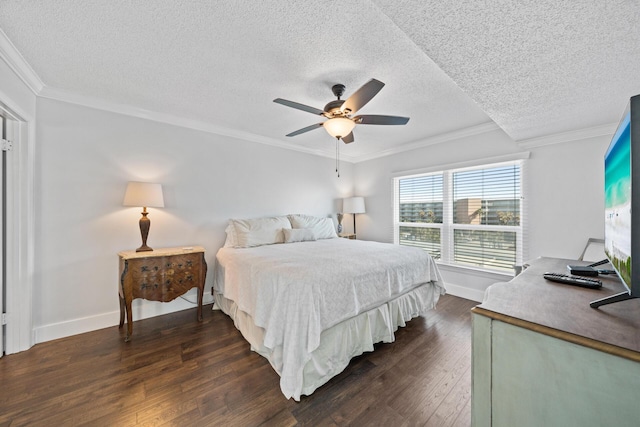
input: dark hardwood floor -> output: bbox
[0,294,477,426]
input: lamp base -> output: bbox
[136,210,153,252]
[353,215,357,236]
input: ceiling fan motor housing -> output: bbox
[324,99,346,116]
[325,84,349,116]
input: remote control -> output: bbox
[543,272,602,289]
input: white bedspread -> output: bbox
[214,238,445,400]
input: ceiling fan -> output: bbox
[273,78,409,144]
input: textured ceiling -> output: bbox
[374,0,640,141]
[1,1,639,161]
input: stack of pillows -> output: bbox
[223,214,339,248]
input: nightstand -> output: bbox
[118,246,207,341]
[339,233,356,239]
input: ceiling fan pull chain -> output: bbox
[335,138,338,174]
[336,137,340,177]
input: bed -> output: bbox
[213,215,446,401]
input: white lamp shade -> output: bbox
[343,196,365,214]
[123,182,165,208]
[324,117,356,138]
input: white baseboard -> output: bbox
[444,282,485,303]
[33,283,482,344]
[33,290,214,344]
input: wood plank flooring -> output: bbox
[0,294,477,426]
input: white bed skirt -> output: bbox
[214,282,441,400]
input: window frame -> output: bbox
[393,156,527,274]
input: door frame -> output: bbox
[0,94,35,354]
[1,113,4,356]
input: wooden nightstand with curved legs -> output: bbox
[118,246,207,341]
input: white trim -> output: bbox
[517,123,617,149]
[34,290,213,343]
[36,86,506,166]
[38,86,361,163]
[0,28,44,95]
[392,151,530,178]
[0,91,36,354]
[519,157,530,264]
[357,122,502,163]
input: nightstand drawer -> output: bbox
[129,253,202,302]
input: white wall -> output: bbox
[354,127,610,301]
[525,136,607,259]
[33,97,354,342]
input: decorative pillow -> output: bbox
[236,228,281,248]
[226,216,291,248]
[283,228,317,243]
[287,214,338,239]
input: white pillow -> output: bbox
[226,216,291,248]
[288,214,337,239]
[313,218,339,239]
[288,214,326,229]
[283,228,317,243]
[223,222,238,248]
[236,228,282,248]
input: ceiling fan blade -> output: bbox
[274,98,324,115]
[340,79,385,114]
[286,123,324,137]
[354,115,410,125]
[341,132,355,144]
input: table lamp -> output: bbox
[123,181,164,252]
[342,196,365,236]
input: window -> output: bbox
[394,160,524,273]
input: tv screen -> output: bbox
[604,110,632,291]
[592,94,640,308]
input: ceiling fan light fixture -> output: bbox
[324,117,356,139]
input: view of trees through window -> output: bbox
[396,163,522,272]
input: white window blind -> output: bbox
[394,160,524,274]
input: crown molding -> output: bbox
[354,121,502,163]
[38,85,359,163]
[0,28,44,94]
[4,23,613,162]
[516,123,617,149]
[391,151,530,178]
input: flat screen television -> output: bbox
[591,94,640,308]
